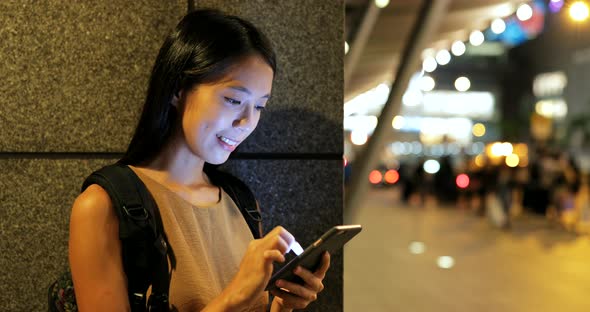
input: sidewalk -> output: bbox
[344,188,590,312]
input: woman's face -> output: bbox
[178,55,274,165]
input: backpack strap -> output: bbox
[81,164,170,311]
[204,165,263,239]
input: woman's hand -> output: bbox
[210,226,295,311]
[270,251,331,311]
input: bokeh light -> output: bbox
[423,57,437,72]
[456,174,470,189]
[549,0,564,13]
[469,30,485,46]
[384,169,400,184]
[451,40,466,56]
[409,242,426,254]
[472,123,486,137]
[392,115,405,130]
[437,256,455,269]
[454,76,471,92]
[570,1,589,22]
[420,75,436,91]
[435,49,451,65]
[517,3,533,21]
[424,159,441,174]
[490,142,514,157]
[375,0,390,9]
[491,18,506,34]
[506,154,520,167]
[351,131,368,145]
[369,170,383,184]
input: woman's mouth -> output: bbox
[217,135,239,152]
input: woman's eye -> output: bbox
[255,106,266,111]
[224,97,241,105]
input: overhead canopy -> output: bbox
[345,0,531,101]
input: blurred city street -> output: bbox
[344,188,590,312]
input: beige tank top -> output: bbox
[131,168,269,311]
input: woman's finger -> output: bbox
[292,266,323,292]
[270,288,311,310]
[275,277,317,301]
[263,249,285,263]
[265,226,294,254]
[314,251,331,279]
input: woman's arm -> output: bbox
[68,184,130,312]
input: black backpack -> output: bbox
[48,164,262,312]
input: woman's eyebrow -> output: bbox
[229,86,271,99]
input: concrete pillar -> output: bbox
[345,0,450,222]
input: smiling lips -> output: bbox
[217,135,240,152]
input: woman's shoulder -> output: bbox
[70,184,116,224]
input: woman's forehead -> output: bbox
[214,57,274,93]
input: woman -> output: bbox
[68,9,330,311]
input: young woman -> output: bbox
[68,9,330,311]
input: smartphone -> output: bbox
[266,224,362,291]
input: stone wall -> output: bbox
[0,1,343,311]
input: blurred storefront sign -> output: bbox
[533,71,568,120]
[421,91,495,119]
[533,71,567,97]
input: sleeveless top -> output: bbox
[130,167,269,311]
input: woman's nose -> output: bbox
[233,106,256,131]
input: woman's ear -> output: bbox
[171,90,184,108]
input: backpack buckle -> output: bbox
[129,292,147,310]
[245,208,262,222]
[123,204,149,221]
[148,293,169,310]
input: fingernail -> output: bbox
[291,241,303,255]
[276,280,283,287]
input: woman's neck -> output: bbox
[142,136,210,188]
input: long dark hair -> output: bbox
[119,9,276,166]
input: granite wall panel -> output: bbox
[1,0,343,155]
[221,159,344,312]
[0,0,185,152]
[0,159,114,311]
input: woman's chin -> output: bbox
[206,153,231,165]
